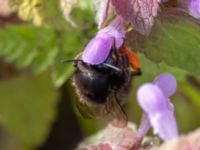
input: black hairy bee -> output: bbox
[65,44,141,127]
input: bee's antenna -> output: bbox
[62,59,82,63]
[102,63,121,72]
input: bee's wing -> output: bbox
[75,98,96,119]
[102,92,128,128]
[75,92,128,128]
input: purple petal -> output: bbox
[137,83,168,114]
[189,0,200,19]
[82,32,113,64]
[98,16,125,48]
[149,110,178,141]
[153,73,177,98]
[111,0,159,35]
[82,16,125,64]
[137,114,151,139]
[99,27,123,49]
[137,83,178,141]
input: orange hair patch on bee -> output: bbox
[119,45,140,70]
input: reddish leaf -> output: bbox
[111,0,159,35]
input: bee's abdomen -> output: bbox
[74,69,110,104]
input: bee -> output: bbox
[64,44,141,128]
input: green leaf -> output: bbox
[132,54,187,87]
[173,81,200,132]
[143,18,200,75]
[50,27,90,87]
[5,44,26,63]
[16,48,38,68]
[52,61,74,87]
[180,80,200,108]
[0,5,95,87]
[126,9,200,75]
[0,73,59,146]
[0,24,57,72]
[51,33,79,87]
[33,48,57,75]
[0,24,79,86]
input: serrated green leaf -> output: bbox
[33,48,58,74]
[0,73,59,146]
[143,18,200,75]
[51,42,77,87]
[0,5,95,87]
[16,48,38,68]
[0,24,58,73]
[0,27,24,57]
[0,23,80,87]
[0,24,37,63]
[52,62,74,87]
[50,27,90,87]
[5,43,26,63]
[32,28,58,74]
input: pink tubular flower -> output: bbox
[82,16,125,65]
[136,73,179,141]
[189,0,200,19]
[93,0,161,35]
[111,0,159,35]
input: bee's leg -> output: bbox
[117,44,129,68]
[131,68,142,76]
[103,92,128,128]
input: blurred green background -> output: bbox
[0,0,200,150]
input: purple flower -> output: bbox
[111,0,159,35]
[189,0,200,19]
[93,0,161,35]
[82,16,125,65]
[136,73,179,141]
